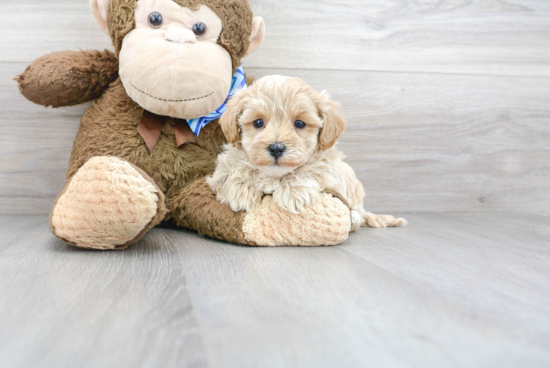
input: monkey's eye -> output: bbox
[148,12,164,28]
[295,120,306,129]
[192,22,207,36]
[253,119,264,129]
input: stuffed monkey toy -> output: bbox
[16,0,353,249]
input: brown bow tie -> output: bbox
[137,110,196,152]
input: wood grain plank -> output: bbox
[0,214,548,367]
[176,213,550,367]
[0,61,83,175]
[245,0,550,77]
[0,197,62,217]
[0,61,82,214]
[2,0,549,77]
[0,215,47,251]
[3,62,549,213]
[0,1,113,63]
[0,219,209,368]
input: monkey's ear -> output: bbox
[319,99,347,151]
[220,93,245,145]
[246,17,266,56]
[90,0,111,34]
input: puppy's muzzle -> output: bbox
[268,143,286,159]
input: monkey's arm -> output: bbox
[16,50,118,108]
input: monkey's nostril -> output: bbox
[268,143,286,159]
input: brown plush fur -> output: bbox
[66,79,225,202]
[16,50,118,108]
[171,178,254,245]
[16,0,354,248]
[107,0,253,72]
[16,0,252,248]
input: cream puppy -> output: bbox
[207,76,406,229]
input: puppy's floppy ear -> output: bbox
[318,98,347,150]
[220,91,245,145]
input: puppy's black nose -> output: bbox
[268,143,286,159]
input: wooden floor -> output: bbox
[1,2,548,366]
[0,213,548,368]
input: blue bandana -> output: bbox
[187,66,247,136]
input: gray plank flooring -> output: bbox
[0,213,549,368]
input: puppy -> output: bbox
[207,76,406,230]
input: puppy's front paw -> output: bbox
[221,182,263,213]
[273,184,320,214]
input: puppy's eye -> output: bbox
[148,12,164,28]
[253,119,264,129]
[192,22,207,36]
[295,120,306,129]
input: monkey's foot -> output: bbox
[242,194,352,246]
[50,156,166,250]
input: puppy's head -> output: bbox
[220,76,346,177]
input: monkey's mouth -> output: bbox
[130,82,214,103]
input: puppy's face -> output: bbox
[221,76,346,177]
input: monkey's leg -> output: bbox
[169,179,352,247]
[50,156,167,250]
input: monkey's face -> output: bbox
[119,0,234,119]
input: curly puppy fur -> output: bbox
[208,76,407,229]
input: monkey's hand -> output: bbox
[16,50,118,108]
